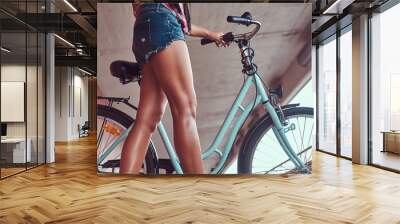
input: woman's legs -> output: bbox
[149,40,204,174]
[120,64,167,174]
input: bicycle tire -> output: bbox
[97,104,158,174]
[238,106,314,174]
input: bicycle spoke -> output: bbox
[307,123,314,149]
[264,131,276,142]
[259,133,281,149]
[300,117,307,161]
[99,132,114,159]
[254,131,288,169]
[97,117,108,148]
[291,130,299,153]
[97,116,125,164]
[249,111,314,174]
[296,117,304,153]
[97,119,110,155]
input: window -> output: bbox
[339,28,352,158]
[370,3,400,171]
[317,36,337,154]
[0,1,47,179]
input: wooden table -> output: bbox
[1,138,32,164]
[382,131,400,154]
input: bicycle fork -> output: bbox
[253,74,309,173]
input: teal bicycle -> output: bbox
[97,12,314,175]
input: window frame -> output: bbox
[315,22,353,160]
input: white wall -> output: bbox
[1,64,46,163]
[55,67,89,141]
[1,65,38,137]
[55,67,68,141]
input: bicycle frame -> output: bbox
[98,72,307,174]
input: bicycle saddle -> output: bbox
[110,60,141,84]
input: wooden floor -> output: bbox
[0,167,26,178]
[1,136,400,223]
[372,150,400,171]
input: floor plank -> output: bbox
[1,135,400,223]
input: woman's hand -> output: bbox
[206,31,229,48]
[188,25,229,47]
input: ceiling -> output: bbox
[0,0,97,73]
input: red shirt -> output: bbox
[133,3,190,34]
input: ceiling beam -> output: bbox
[67,13,97,45]
[55,55,96,71]
[13,13,82,32]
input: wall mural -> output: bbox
[97,3,313,175]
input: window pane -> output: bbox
[318,37,337,154]
[1,31,28,177]
[38,32,46,165]
[27,30,38,169]
[340,29,352,158]
[0,0,46,179]
[371,4,400,171]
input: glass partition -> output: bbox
[1,31,28,177]
[26,0,42,169]
[339,28,352,158]
[27,31,38,169]
[38,32,45,165]
[370,3,400,171]
[317,36,337,155]
[0,1,46,179]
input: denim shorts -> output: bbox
[132,3,186,67]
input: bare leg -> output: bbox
[149,40,204,174]
[120,64,167,174]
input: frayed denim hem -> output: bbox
[143,37,186,64]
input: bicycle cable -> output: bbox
[219,41,259,172]
[255,72,288,125]
[248,41,258,117]
[234,41,258,151]
[225,75,257,172]
[242,39,288,126]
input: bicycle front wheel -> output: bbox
[97,104,158,174]
[238,106,314,174]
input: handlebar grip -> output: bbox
[200,32,235,46]
[201,38,214,45]
[227,16,252,26]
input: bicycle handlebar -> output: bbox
[227,15,252,26]
[97,96,129,102]
[200,12,261,46]
[200,32,235,45]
